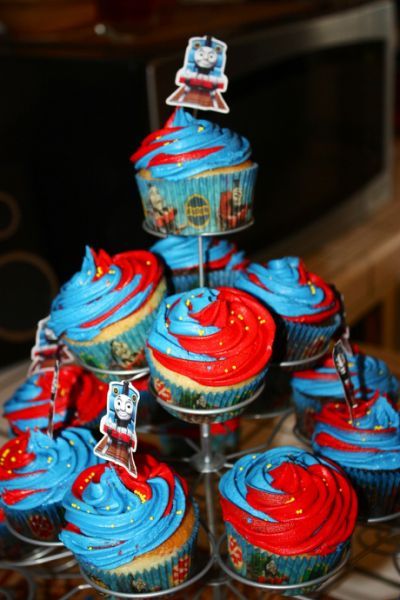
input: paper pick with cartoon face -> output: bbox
[166,35,229,114]
[94,380,140,476]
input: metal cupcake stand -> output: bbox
[1,221,400,599]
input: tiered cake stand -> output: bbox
[1,219,400,599]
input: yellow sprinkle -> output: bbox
[11,457,16,463]
[127,506,131,510]
[267,463,272,468]
[224,369,229,373]
[109,269,115,274]
[149,516,154,521]
[252,455,257,459]
[308,281,316,295]
[245,326,249,331]
[176,510,183,515]
[79,486,83,490]
[198,329,205,336]
[239,467,244,471]
[198,126,205,132]
[67,464,71,468]
[18,450,22,455]
[230,320,235,325]
[179,316,183,320]
[106,506,110,511]
[232,365,237,370]
[367,410,371,415]
[260,319,266,325]
[130,519,134,523]
[335,403,340,408]
[219,341,223,346]
[186,300,191,306]
[166,303,171,308]
[296,509,303,515]
[47,457,52,463]
[71,503,77,508]
[257,316,261,320]
[88,546,93,551]
[231,310,235,315]
[155,135,161,140]
[238,314,244,320]
[167,348,171,354]
[111,524,115,528]
[69,440,75,446]
[285,497,295,504]
[85,478,89,483]
[177,162,183,167]
[374,425,384,430]
[7,471,11,474]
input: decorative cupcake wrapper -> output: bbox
[225,522,349,593]
[4,502,65,543]
[171,269,240,294]
[278,313,342,365]
[343,466,400,519]
[136,164,258,236]
[147,353,268,424]
[0,521,31,559]
[80,505,200,594]
[292,390,330,441]
[65,311,156,382]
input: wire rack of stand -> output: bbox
[1,220,400,599]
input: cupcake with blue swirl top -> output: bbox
[131,108,257,235]
[312,392,400,519]
[0,427,101,541]
[60,455,199,593]
[146,286,275,422]
[292,345,399,440]
[236,257,342,363]
[48,247,166,379]
[151,235,248,293]
[219,446,357,586]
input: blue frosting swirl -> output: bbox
[151,236,245,271]
[132,108,251,180]
[60,464,187,569]
[292,351,399,400]
[48,247,153,342]
[236,257,338,319]
[312,394,400,470]
[0,428,101,510]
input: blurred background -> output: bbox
[0,0,399,367]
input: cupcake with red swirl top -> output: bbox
[312,393,400,519]
[48,247,166,379]
[60,456,199,593]
[292,345,399,440]
[0,427,101,542]
[236,257,342,363]
[146,287,275,422]
[4,365,107,435]
[151,235,248,293]
[219,446,357,585]
[131,108,257,235]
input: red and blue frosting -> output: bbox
[49,247,164,342]
[236,257,340,323]
[147,287,275,387]
[312,393,400,470]
[219,446,357,556]
[60,456,191,569]
[131,108,251,180]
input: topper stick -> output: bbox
[47,353,61,439]
[332,340,357,424]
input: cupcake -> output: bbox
[292,346,399,440]
[151,236,248,293]
[146,287,275,422]
[236,257,342,363]
[0,427,101,542]
[312,392,400,519]
[60,455,199,593]
[131,108,257,235]
[48,247,166,376]
[219,446,357,585]
[4,365,107,435]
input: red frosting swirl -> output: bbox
[148,287,276,386]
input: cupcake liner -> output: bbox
[208,269,241,289]
[147,353,268,424]
[65,310,156,382]
[4,502,65,543]
[172,272,203,294]
[80,505,200,594]
[136,164,258,236]
[278,313,342,365]
[343,466,400,520]
[159,420,239,455]
[225,522,348,593]
[292,390,327,440]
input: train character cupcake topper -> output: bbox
[29,316,73,376]
[166,35,229,114]
[94,380,140,476]
[333,339,357,424]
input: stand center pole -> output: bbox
[198,236,205,287]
